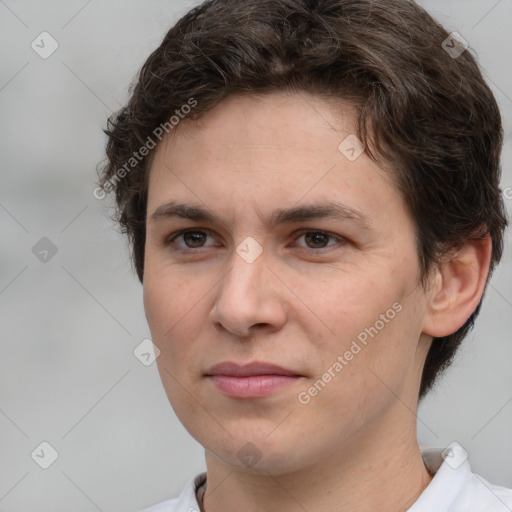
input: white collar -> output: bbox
[142,441,512,511]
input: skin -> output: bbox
[143,91,491,512]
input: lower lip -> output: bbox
[208,375,300,398]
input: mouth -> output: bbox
[204,361,303,399]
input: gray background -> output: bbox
[0,1,511,511]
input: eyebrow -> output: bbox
[149,200,373,231]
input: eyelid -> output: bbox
[291,227,344,241]
[166,227,218,247]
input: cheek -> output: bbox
[309,272,399,343]
[144,270,186,352]
[143,268,216,438]
[143,266,212,374]
[296,303,420,435]
[144,259,196,329]
[143,269,172,337]
[303,266,421,385]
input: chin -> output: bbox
[199,426,320,476]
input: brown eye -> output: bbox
[167,229,216,249]
[182,231,208,248]
[304,232,331,248]
[293,230,343,250]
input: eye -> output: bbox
[292,230,345,250]
[166,229,218,249]
[165,228,346,252]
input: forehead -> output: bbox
[160,92,357,161]
[146,92,406,229]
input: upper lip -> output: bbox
[205,361,301,377]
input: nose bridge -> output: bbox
[210,237,286,336]
[221,238,267,303]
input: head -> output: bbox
[98,0,507,472]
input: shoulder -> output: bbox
[463,471,512,510]
[138,499,180,512]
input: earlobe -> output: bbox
[422,235,492,338]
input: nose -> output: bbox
[209,242,287,338]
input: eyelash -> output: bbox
[165,228,346,253]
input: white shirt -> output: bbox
[140,442,512,511]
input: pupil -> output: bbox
[185,232,206,247]
[306,232,328,248]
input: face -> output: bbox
[143,92,432,475]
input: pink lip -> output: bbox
[205,361,302,398]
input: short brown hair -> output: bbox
[98,0,508,399]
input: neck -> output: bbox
[201,403,432,512]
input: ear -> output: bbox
[422,235,492,338]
